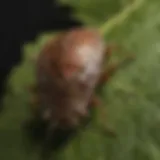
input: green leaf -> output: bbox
[1,0,160,160]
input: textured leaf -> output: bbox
[1,0,160,160]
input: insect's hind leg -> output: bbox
[89,94,101,108]
[88,94,116,137]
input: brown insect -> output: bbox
[28,27,134,158]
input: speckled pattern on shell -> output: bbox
[36,27,106,129]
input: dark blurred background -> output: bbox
[0,0,82,106]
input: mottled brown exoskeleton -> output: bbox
[28,27,134,159]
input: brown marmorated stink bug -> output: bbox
[27,27,134,159]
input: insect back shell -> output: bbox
[27,27,109,159]
[35,27,107,129]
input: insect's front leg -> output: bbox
[99,47,135,86]
[105,43,132,57]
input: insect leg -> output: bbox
[104,43,124,62]
[105,43,132,56]
[96,123,116,137]
[88,94,116,137]
[27,84,42,117]
[89,94,101,108]
[95,104,117,137]
[104,43,135,65]
[29,95,42,118]
[27,84,39,94]
[98,54,134,85]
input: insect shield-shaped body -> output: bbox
[36,28,106,130]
